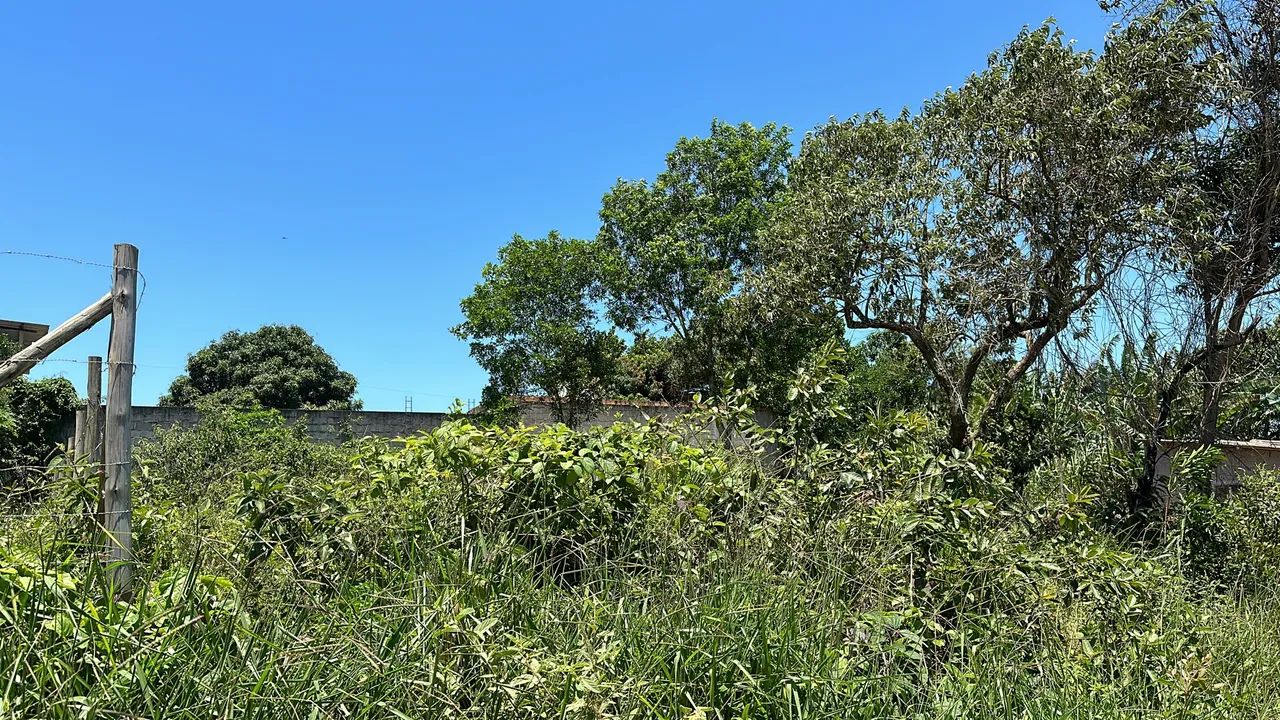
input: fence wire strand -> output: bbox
[2,248,150,306]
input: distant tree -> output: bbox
[598,120,815,395]
[768,12,1209,449]
[839,332,934,418]
[453,232,623,426]
[614,334,683,402]
[161,325,360,410]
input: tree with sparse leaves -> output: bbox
[767,10,1210,449]
[1107,0,1280,438]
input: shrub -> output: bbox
[1179,468,1280,591]
[0,403,1273,717]
[0,377,78,502]
[128,402,347,580]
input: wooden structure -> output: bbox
[0,320,49,350]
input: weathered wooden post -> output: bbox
[73,408,87,461]
[87,356,103,465]
[104,244,138,593]
[87,355,104,526]
[0,295,113,387]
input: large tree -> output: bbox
[161,325,360,410]
[1118,0,1279,444]
[768,11,1209,449]
[598,120,819,396]
[453,232,623,426]
[1075,0,1280,512]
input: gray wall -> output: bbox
[127,403,726,446]
[515,402,692,429]
[100,402,774,447]
[1156,440,1280,491]
[130,406,450,445]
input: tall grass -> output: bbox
[2,408,1278,718]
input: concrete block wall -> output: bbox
[516,402,691,429]
[123,402,775,447]
[130,406,450,446]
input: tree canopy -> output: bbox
[161,325,360,410]
[452,232,623,426]
[767,11,1210,448]
[598,120,798,394]
[454,0,1279,499]
[459,122,838,421]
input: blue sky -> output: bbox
[2,2,1114,411]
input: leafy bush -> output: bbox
[128,402,347,579]
[1179,468,1280,591]
[0,376,78,502]
[1,404,1278,717]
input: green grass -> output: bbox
[2,412,1279,718]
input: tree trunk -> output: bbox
[946,402,971,451]
[1200,344,1231,444]
[1135,436,1162,513]
[1135,372,1184,519]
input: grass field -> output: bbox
[3,405,1279,718]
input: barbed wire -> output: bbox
[0,459,135,473]
[5,251,486,406]
[18,356,183,373]
[0,508,135,519]
[2,249,150,307]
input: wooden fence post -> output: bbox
[104,244,138,593]
[73,408,86,461]
[87,356,103,526]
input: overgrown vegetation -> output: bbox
[4,0,1279,716]
[0,334,79,501]
[4,388,1280,717]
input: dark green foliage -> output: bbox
[598,120,790,344]
[456,122,832,418]
[841,333,933,415]
[0,376,78,500]
[7,399,1279,717]
[599,120,839,400]
[160,324,360,410]
[1178,467,1280,592]
[980,375,1091,486]
[614,333,684,402]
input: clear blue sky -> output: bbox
[2,2,1114,411]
